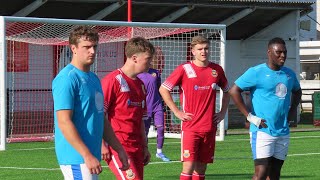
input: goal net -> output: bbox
[0,16,226,150]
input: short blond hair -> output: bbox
[190,36,209,48]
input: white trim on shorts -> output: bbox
[60,164,99,180]
[250,131,290,160]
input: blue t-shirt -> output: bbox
[52,64,104,165]
[235,63,300,136]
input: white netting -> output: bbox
[0,17,225,145]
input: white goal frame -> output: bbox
[0,16,226,151]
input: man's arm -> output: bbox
[140,118,151,166]
[159,86,193,121]
[213,91,230,124]
[229,84,267,128]
[56,110,102,174]
[288,88,302,123]
[102,115,129,171]
[229,85,249,117]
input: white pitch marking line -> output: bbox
[0,153,319,171]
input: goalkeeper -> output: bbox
[138,67,170,162]
[229,37,302,180]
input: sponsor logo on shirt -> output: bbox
[127,99,144,107]
[286,73,292,80]
[194,85,211,91]
[211,70,218,77]
[126,169,136,180]
[275,83,287,99]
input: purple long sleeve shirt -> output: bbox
[137,68,163,117]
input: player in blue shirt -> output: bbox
[52,26,129,180]
[230,37,302,180]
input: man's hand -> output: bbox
[101,142,111,161]
[174,110,194,122]
[213,111,225,125]
[259,119,268,128]
[84,153,102,175]
[117,149,130,171]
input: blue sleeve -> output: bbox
[52,76,75,111]
[235,67,257,91]
[291,72,301,92]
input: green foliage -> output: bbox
[0,131,319,179]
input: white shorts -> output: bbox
[60,164,99,180]
[250,131,290,160]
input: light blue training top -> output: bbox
[235,63,300,136]
[52,64,104,165]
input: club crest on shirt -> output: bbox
[211,70,218,77]
[125,169,136,179]
[151,72,157,77]
[275,83,287,98]
[95,91,104,112]
[183,150,190,158]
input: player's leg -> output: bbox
[60,164,99,180]
[144,117,152,137]
[180,131,200,180]
[250,131,276,180]
[253,158,272,180]
[192,131,215,180]
[268,134,289,180]
[154,110,170,161]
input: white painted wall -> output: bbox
[226,11,300,86]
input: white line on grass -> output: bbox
[1,153,319,171]
[9,135,320,151]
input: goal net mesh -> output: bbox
[0,17,225,144]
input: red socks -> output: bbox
[180,173,205,180]
[180,173,192,180]
[192,173,205,180]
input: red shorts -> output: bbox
[107,146,144,180]
[181,131,216,163]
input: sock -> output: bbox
[180,173,192,180]
[157,148,162,154]
[192,173,205,180]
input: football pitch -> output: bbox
[0,131,319,180]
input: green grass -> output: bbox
[0,131,319,179]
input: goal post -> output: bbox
[0,16,226,150]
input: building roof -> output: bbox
[0,0,316,40]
